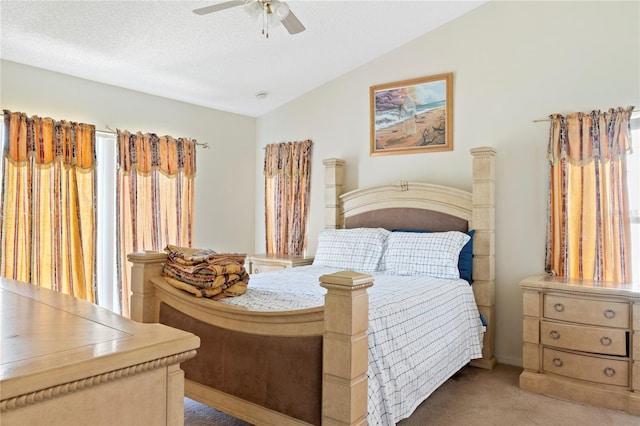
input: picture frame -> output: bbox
[370,72,453,156]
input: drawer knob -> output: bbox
[603,308,616,319]
[553,357,563,367]
[603,367,616,377]
[554,303,565,312]
[254,268,259,274]
[549,330,560,340]
[600,336,612,346]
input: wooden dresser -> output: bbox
[520,274,640,415]
[0,278,200,426]
[246,253,314,274]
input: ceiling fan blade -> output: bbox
[281,10,305,35]
[193,1,245,16]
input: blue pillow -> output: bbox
[458,229,474,284]
[393,229,474,284]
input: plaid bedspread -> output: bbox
[219,265,484,425]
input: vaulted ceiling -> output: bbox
[0,1,487,117]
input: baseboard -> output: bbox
[520,370,640,416]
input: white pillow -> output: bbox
[382,231,471,279]
[313,228,390,273]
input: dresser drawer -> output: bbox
[251,263,286,274]
[544,295,628,328]
[543,348,629,387]
[540,321,627,356]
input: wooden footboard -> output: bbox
[129,251,373,426]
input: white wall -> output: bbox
[0,59,257,254]
[255,1,640,366]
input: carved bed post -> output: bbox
[319,271,373,426]
[469,147,497,369]
[128,251,167,323]
[323,158,345,229]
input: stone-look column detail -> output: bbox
[319,271,373,426]
[323,158,345,229]
[128,251,167,323]
[167,363,186,426]
[469,147,497,369]
[521,290,542,374]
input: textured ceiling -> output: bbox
[0,1,487,117]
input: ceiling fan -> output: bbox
[193,0,306,38]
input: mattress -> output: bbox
[219,265,484,425]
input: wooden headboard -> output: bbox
[322,147,497,369]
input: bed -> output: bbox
[128,146,496,425]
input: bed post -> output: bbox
[323,158,345,229]
[128,251,167,323]
[469,147,497,370]
[319,271,373,426]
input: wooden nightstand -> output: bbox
[520,274,640,415]
[246,253,314,274]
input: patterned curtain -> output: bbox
[264,140,312,255]
[0,110,96,301]
[545,106,634,283]
[116,130,196,317]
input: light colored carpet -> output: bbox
[184,398,251,426]
[184,364,640,425]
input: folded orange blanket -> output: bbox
[164,275,248,299]
[163,263,243,289]
[166,260,245,276]
[164,276,223,298]
[162,244,249,299]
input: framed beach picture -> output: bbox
[370,73,453,156]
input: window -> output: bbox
[0,121,118,309]
[96,131,118,311]
[0,120,195,315]
[545,108,635,283]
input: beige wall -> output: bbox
[255,1,640,365]
[0,59,257,253]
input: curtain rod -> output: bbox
[533,108,640,123]
[96,125,209,148]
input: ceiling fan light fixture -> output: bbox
[193,0,305,38]
[260,1,282,38]
[244,1,263,19]
[254,0,290,38]
[272,1,290,20]
[264,3,280,27]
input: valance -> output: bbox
[547,106,634,165]
[3,110,95,169]
[263,140,312,177]
[117,130,196,177]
